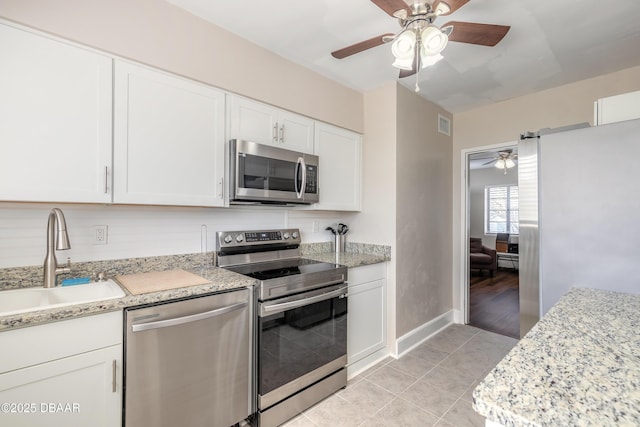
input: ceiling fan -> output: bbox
[331,0,510,90]
[481,149,518,174]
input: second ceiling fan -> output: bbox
[331,0,510,84]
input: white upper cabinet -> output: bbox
[0,23,113,203]
[594,90,640,125]
[313,123,362,211]
[113,60,226,206]
[228,95,315,153]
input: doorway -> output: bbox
[464,144,520,339]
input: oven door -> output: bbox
[229,139,319,204]
[258,283,347,411]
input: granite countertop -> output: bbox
[0,246,390,331]
[305,251,390,268]
[0,267,257,331]
[473,287,640,427]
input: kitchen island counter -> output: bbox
[473,287,640,427]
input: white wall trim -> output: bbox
[395,310,454,358]
[452,308,463,324]
[347,347,390,380]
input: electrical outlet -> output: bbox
[92,225,108,245]
[312,220,320,233]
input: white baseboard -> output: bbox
[347,347,390,380]
[452,309,463,324]
[395,310,454,358]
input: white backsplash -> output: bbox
[0,203,357,268]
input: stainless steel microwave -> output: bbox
[229,140,319,205]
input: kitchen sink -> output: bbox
[0,280,125,317]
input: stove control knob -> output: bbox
[283,232,290,239]
[223,235,233,244]
[235,234,244,243]
[292,231,299,239]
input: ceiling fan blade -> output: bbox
[443,21,511,46]
[371,0,411,18]
[433,0,470,16]
[331,33,394,59]
[482,159,497,166]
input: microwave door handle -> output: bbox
[299,157,307,199]
[294,157,304,199]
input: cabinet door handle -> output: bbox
[217,177,224,199]
[280,124,285,142]
[112,359,117,393]
[104,166,108,194]
[273,123,278,142]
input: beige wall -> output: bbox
[452,65,640,314]
[395,85,453,337]
[357,82,398,347]
[0,0,363,132]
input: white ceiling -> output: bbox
[166,0,640,113]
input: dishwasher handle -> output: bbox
[131,301,247,332]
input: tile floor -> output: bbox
[282,324,518,427]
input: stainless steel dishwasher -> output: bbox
[124,288,252,427]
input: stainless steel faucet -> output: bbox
[43,208,71,288]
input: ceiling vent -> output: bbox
[438,114,451,136]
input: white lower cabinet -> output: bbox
[0,311,123,427]
[347,263,387,377]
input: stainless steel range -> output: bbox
[216,228,348,427]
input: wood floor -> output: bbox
[469,269,520,339]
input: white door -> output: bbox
[313,123,362,211]
[113,61,225,206]
[0,345,122,427]
[0,23,112,203]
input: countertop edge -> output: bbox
[0,251,389,331]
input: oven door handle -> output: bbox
[260,285,347,316]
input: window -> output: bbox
[485,185,519,234]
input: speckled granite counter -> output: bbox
[0,243,390,331]
[0,262,256,332]
[301,241,391,267]
[473,287,640,427]
[304,251,390,268]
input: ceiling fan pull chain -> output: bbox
[415,37,421,92]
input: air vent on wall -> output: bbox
[438,114,451,136]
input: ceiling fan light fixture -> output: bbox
[421,26,448,55]
[391,30,416,70]
[419,52,443,68]
[505,158,516,168]
[391,30,416,58]
[434,2,451,16]
[494,159,506,169]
